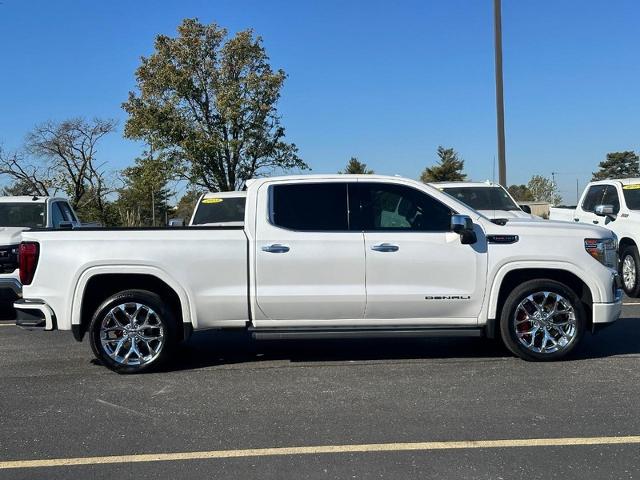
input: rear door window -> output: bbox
[270,183,349,231]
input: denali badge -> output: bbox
[425,295,471,300]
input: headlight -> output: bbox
[584,237,617,269]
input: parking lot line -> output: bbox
[2,435,640,470]
[623,302,640,305]
[0,323,15,327]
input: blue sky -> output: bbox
[0,0,638,202]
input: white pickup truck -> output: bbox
[15,175,622,373]
[550,178,640,296]
[0,196,83,308]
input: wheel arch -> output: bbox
[71,266,193,341]
[487,265,595,338]
[619,236,637,253]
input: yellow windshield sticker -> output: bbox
[202,198,224,204]
[623,184,640,190]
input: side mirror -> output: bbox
[594,204,615,218]
[451,214,477,245]
[167,218,185,227]
[519,204,532,214]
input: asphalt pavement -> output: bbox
[1,302,640,479]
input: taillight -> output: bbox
[19,242,39,285]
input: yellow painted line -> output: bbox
[2,436,640,470]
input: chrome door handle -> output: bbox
[262,244,290,253]
[371,243,399,252]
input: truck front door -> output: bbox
[354,182,487,323]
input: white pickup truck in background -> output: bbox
[549,178,640,296]
[432,181,535,220]
[189,191,246,226]
[15,175,622,373]
[0,196,83,313]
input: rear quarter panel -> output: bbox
[20,228,249,330]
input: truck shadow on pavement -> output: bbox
[164,318,640,372]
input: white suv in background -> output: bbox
[431,181,534,220]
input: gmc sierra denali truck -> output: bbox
[15,175,622,373]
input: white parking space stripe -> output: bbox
[2,435,640,470]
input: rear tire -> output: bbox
[499,279,585,361]
[89,289,177,374]
[619,245,640,297]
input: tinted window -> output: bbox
[51,203,65,227]
[601,186,620,214]
[582,185,606,212]
[192,197,246,225]
[623,185,640,210]
[271,183,348,231]
[58,202,77,222]
[356,183,452,231]
[442,186,520,211]
[0,203,46,228]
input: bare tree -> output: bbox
[0,147,53,196]
[24,118,117,210]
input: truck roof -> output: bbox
[430,181,501,189]
[246,174,437,187]
[0,196,67,204]
[589,178,640,186]
[202,191,247,199]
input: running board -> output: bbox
[250,327,483,341]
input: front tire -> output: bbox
[89,289,177,374]
[499,279,585,361]
[620,245,640,297]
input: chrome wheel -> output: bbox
[100,303,165,366]
[513,291,577,354]
[623,254,636,291]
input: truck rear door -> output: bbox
[254,181,366,321]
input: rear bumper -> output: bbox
[592,287,623,332]
[14,299,55,330]
[0,278,21,300]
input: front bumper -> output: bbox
[14,299,55,330]
[591,286,623,332]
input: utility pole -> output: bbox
[494,0,507,187]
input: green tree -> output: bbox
[172,188,203,222]
[340,157,374,174]
[592,151,640,180]
[123,18,307,192]
[527,175,562,205]
[420,146,466,183]
[115,153,173,226]
[507,184,534,202]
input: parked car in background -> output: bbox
[0,196,83,314]
[549,178,640,297]
[432,181,535,220]
[189,191,246,226]
[15,175,621,373]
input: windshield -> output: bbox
[623,186,640,210]
[442,186,521,211]
[0,203,46,228]
[192,197,246,225]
